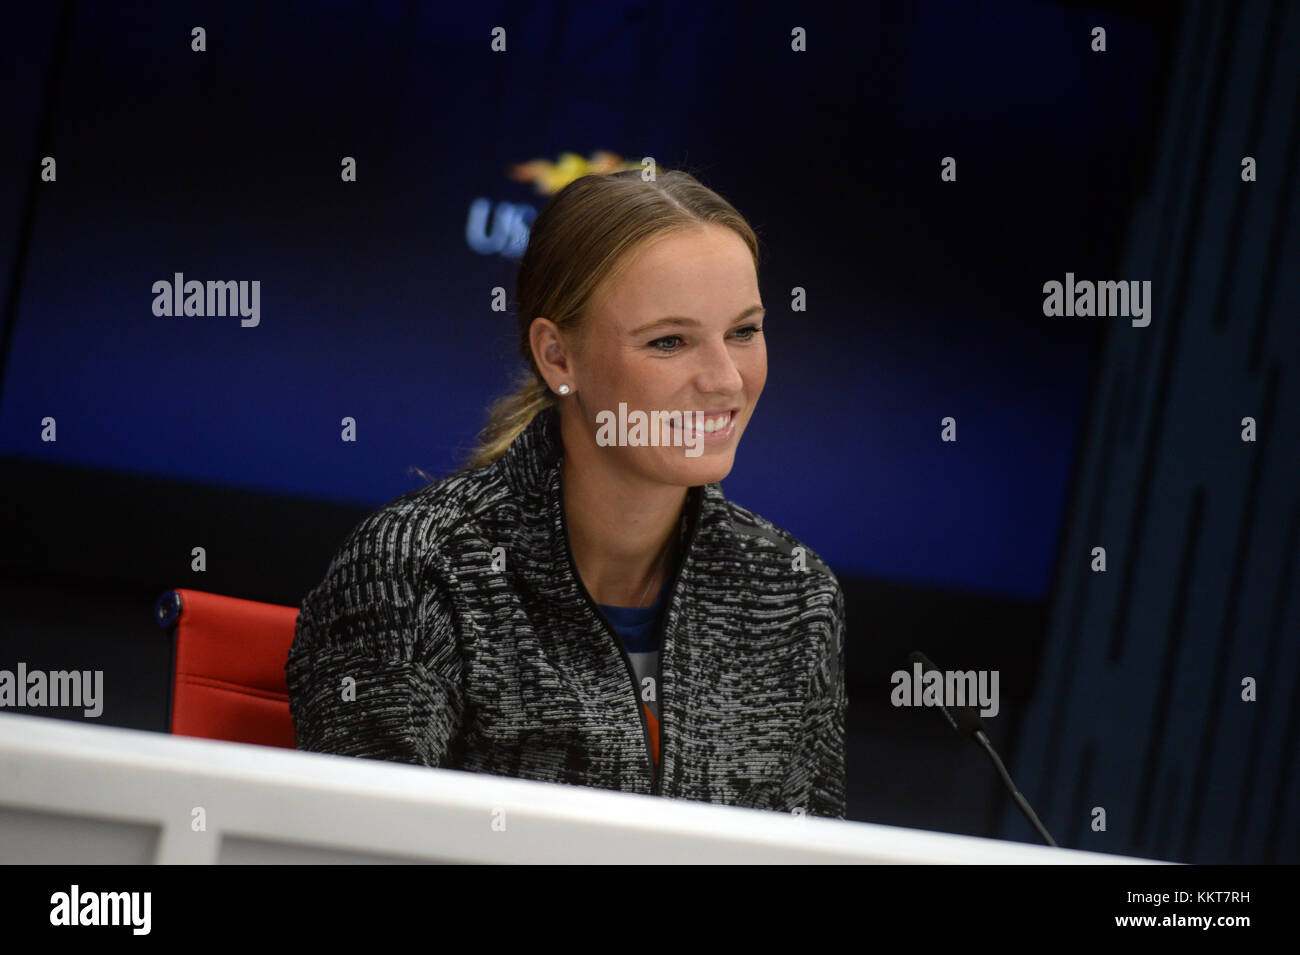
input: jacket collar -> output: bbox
[496,402,565,497]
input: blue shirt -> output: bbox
[597,580,668,729]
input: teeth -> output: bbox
[682,411,730,434]
[667,410,734,435]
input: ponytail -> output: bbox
[458,370,554,471]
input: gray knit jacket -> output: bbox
[285,405,847,818]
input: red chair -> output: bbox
[155,588,298,748]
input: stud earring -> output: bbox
[557,384,571,395]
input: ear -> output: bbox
[530,317,575,388]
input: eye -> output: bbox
[648,335,684,353]
[733,324,762,341]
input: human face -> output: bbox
[565,223,767,487]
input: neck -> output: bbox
[559,419,688,609]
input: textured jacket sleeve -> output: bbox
[285,506,465,767]
[782,581,848,819]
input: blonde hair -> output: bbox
[459,168,761,471]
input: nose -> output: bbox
[693,337,745,396]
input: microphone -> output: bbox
[907,650,1057,848]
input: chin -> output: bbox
[660,450,737,486]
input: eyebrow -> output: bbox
[629,305,766,337]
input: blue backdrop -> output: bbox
[0,0,1163,600]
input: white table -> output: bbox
[0,712,1166,864]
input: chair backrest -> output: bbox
[155,588,298,748]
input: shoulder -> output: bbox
[715,495,842,604]
[320,463,515,585]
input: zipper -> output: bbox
[644,508,692,795]
[558,480,699,796]
[646,530,687,796]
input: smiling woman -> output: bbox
[285,169,848,818]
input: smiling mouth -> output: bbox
[668,408,738,435]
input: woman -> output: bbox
[286,169,847,818]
